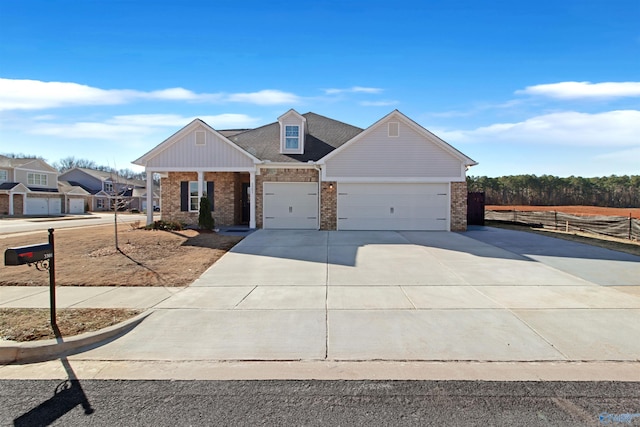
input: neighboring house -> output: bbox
[133,109,477,231]
[58,168,159,212]
[0,155,89,216]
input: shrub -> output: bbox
[144,220,184,231]
[198,196,215,230]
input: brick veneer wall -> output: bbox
[255,168,318,228]
[0,195,9,215]
[450,181,467,231]
[320,181,337,230]
[161,172,243,227]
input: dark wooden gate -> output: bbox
[467,192,485,226]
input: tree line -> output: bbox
[467,175,640,208]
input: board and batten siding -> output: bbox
[324,119,463,179]
[146,126,255,169]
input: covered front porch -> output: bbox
[145,170,256,229]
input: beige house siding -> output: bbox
[324,118,463,179]
[14,169,58,190]
[255,168,318,228]
[146,125,255,169]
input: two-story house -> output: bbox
[0,155,89,216]
[58,168,159,212]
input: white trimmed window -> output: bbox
[28,173,47,186]
[285,125,299,150]
[104,182,114,192]
[189,181,199,211]
[97,199,105,209]
[0,170,7,183]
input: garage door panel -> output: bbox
[337,183,449,231]
[263,183,319,229]
[69,198,84,214]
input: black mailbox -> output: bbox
[5,243,54,266]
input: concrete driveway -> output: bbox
[71,228,640,363]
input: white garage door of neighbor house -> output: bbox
[69,198,84,214]
[25,197,61,215]
[337,183,449,231]
[263,182,319,229]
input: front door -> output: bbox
[241,182,250,224]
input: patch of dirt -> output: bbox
[0,308,141,342]
[486,205,640,219]
[487,220,640,257]
[0,225,244,286]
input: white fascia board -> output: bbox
[16,159,58,173]
[144,166,257,173]
[277,109,307,122]
[5,183,30,193]
[133,119,261,166]
[322,175,465,183]
[257,163,317,169]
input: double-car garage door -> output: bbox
[26,197,61,215]
[338,183,449,231]
[263,182,449,231]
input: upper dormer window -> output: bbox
[278,109,306,154]
[285,126,299,150]
[104,182,114,192]
[0,170,7,183]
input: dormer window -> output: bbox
[285,126,300,150]
[278,109,306,154]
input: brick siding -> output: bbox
[450,181,467,231]
[320,181,337,230]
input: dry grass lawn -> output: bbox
[0,224,244,286]
[1,224,243,341]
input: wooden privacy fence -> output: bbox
[485,209,640,241]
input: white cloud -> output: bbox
[226,89,300,105]
[29,113,262,140]
[324,86,383,95]
[0,78,300,110]
[517,81,640,99]
[435,110,640,147]
[360,100,399,107]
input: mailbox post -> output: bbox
[4,228,57,332]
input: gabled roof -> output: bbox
[318,109,478,166]
[0,182,29,192]
[64,168,147,188]
[229,112,363,163]
[133,119,261,166]
[0,155,57,172]
[58,180,90,195]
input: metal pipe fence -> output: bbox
[485,210,640,241]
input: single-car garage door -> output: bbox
[69,198,85,214]
[337,183,449,231]
[263,182,319,229]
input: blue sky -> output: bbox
[1,0,638,177]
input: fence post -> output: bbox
[630,213,633,241]
[554,211,558,230]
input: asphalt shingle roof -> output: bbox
[227,112,363,162]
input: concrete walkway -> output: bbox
[2,227,640,379]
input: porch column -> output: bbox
[197,171,204,201]
[146,171,153,225]
[8,192,14,215]
[249,171,256,229]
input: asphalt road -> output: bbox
[2,380,639,426]
[0,213,151,236]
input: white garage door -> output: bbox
[25,198,47,215]
[26,197,62,215]
[263,182,319,229]
[69,198,84,214]
[48,198,61,215]
[337,183,449,231]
